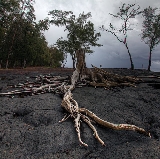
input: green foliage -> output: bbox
[48,45,64,67]
[141,6,160,50]
[49,10,102,68]
[141,6,160,71]
[0,0,20,60]
[0,0,63,68]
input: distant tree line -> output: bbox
[0,0,64,69]
[0,1,159,71]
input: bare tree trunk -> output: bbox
[125,43,134,70]
[5,58,9,69]
[6,30,17,69]
[76,49,86,75]
[71,53,76,69]
[0,60,2,69]
[23,59,26,68]
[148,48,152,71]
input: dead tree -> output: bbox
[58,48,150,146]
[0,49,151,146]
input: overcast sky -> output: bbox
[34,0,160,71]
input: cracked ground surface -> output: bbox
[0,67,160,159]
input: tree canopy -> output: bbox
[1,1,159,71]
[49,10,102,68]
[141,6,160,71]
[0,0,64,68]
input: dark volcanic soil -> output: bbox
[0,68,160,159]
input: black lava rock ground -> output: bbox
[0,68,160,159]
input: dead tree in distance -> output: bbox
[100,3,142,70]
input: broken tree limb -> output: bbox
[58,48,150,146]
[137,75,160,79]
[79,108,151,137]
[0,48,151,146]
[81,114,105,146]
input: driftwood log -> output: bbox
[0,49,151,146]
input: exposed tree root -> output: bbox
[0,49,151,146]
[60,87,106,146]
[81,114,105,146]
[79,108,151,137]
[58,81,150,146]
[56,49,150,146]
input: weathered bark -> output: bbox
[79,108,150,137]
[0,48,151,146]
[58,48,150,146]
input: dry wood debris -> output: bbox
[0,49,151,146]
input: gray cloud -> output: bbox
[34,0,160,71]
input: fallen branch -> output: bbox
[0,75,69,97]
[57,49,150,146]
[79,108,151,137]
[138,75,160,79]
[0,49,151,146]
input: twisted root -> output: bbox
[60,84,150,147]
